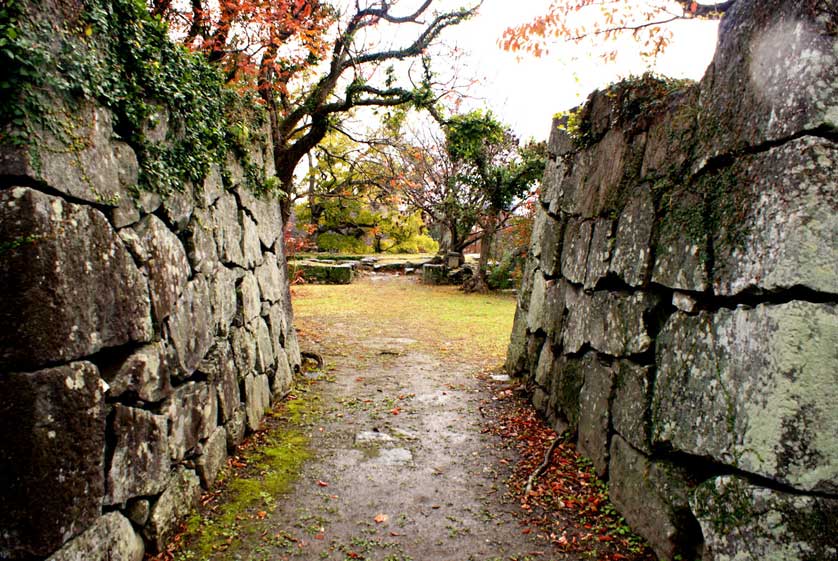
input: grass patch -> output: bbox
[173,392,320,560]
[292,278,516,368]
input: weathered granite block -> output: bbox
[163,382,217,461]
[577,356,613,478]
[611,361,653,454]
[256,252,284,303]
[105,405,170,505]
[712,137,838,297]
[236,187,283,249]
[214,192,245,266]
[105,342,172,403]
[185,208,219,274]
[696,0,838,162]
[583,218,613,290]
[0,104,136,207]
[45,512,143,561]
[167,276,214,376]
[609,185,654,287]
[133,214,191,323]
[560,218,593,284]
[199,341,239,422]
[608,436,702,561]
[143,468,201,553]
[652,187,708,292]
[654,303,838,493]
[0,362,106,558]
[244,374,272,431]
[0,187,152,370]
[691,475,838,561]
[196,427,227,489]
[238,271,262,325]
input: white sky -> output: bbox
[422,0,720,140]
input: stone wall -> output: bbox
[506,1,837,560]
[0,58,300,561]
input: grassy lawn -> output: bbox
[291,277,517,369]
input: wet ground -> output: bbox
[170,277,652,561]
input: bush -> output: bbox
[385,234,439,254]
[315,232,372,254]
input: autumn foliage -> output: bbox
[500,0,731,59]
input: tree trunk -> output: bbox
[464,215,496,293]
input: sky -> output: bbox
[420,0,721,141]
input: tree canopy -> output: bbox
[150,0,479,222]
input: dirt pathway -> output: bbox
[171,277,653,561]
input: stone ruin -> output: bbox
[506,0,837,559]
[0,45,301,561]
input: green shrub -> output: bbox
[385,234,439,254]
[316,232,371,254]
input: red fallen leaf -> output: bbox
[389,531,404,537]
[373,513,389,523]
[316,480,329,487]
[355,377,365,382]
[521,528,531,534]
[256,511,267,519]
[347,553,361,559]
[314,533,325,540]
[390,407,400,415]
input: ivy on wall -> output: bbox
[0,0,272,196]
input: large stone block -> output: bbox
[210,265,238,336]
[185,208,219,274]
[712,137,838,296]
[504,305,529,375]
[545,353,588,433]
[238,271,262,325]
[608,436,702,561]
[163,382,217,461]
[0,187,152,370]
[231,324,258,379]
[562,288,659,357]
[253,317,276,373]
[640,87,698,178]
[167,276,214,376]
[691,476,838,561]
[0,104,136,207]
[653,303,838,493]
[611,361,653,454]
[196,427,227,489]
[256,252,285,303]
[160,183,195,233]
[525,273,549,334]
[244,373,272,431]
[213,192,245,266]
[559,129,629,218]
[143,468,201,553]
[199,341,240,423]
[45,512,144,561]
[583,218,613,290]
[538,211,564,277]
[133,215,191,323]
[0,362,106,558]
[560,218,593,284]
[105,342,172,403]
[242,211,262,267]
[105,405,170,505]
[272,348,293,397]
[236,187,283,249]
[652,185,708,292]
[696,0,837,161]
[609,185,655,287]
[576,356,613,478]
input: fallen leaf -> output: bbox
[373,513,389,524]
[390,407,400,415]
[256,511,267,519]
[316,480,329,487]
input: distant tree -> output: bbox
[152,0,479,223]
[444,111,546,292]
[500,1,733,59]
